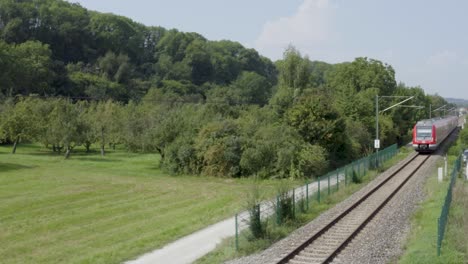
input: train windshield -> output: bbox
[416,126,432,138]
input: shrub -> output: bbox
[275,181,295,224]
[351,169,362,184]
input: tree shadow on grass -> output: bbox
[0,163,36,172]
[21,151,63,157]
[75,157,121,162]
[12,150,122,162]
[22,149,116,161]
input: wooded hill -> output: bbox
[0,0,276,102]
[0,0,455,178]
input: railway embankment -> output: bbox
[227,128,461,264]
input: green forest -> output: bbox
[0,0,454,179]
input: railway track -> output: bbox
[276,153,430,264]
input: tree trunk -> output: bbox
[12,136,19,154]
[57,145,63,154]
[85,142,91,153]
[101,128,105,156]
[156,146,164,159]
[52,144,57,152]
[64,146,71,159]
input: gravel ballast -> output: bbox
[332,153,441,264]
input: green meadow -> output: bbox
[0,144,280,264]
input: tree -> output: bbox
[47,98,80,159]
[183,39,212,85]
[68,71,126,101]
[75,100,94,153]
[97,51,133,84]
[270,46,311,115]
[88,12,144,61]
[327,57,397,96]
[0,40,53,96]
[91,100,121,156]
[286,91,350,165]
[12,40,54,95]
[0,41,14,96]
[230,71,271,105]
[0,98,35,153]
[277,46,310,91]
[195,119,242,177]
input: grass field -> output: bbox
[0,144,282,264]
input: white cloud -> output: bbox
[254,0,336,60]
[426,50,457,67]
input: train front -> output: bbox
[412,121,436,152]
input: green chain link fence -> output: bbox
[437,153,462,256]
[235,144,399,250]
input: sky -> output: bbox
[67,0,468,100]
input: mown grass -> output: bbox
[197,147,412,264]
[0,144,286,264]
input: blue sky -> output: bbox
[69,0,468,100]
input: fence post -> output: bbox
[328,173,330,195]
[235,213,239,251]
[366,157,369,174]
[336,169,339,191]
[353,161,357,178]
[276,195,280,225]
[292,189,296,219]
[344,166,347,186]
[437,217,441,256]
[306,182,309,211]
[359,160,362,176]
[318,176,321,203]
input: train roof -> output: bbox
[415,116,457,126]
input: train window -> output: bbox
[416,126,432,138]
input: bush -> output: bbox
[195,120,242,177]
[275,181,295,224]
[351,169,362,184]
[246,182,267,239]
[248,205,265,239]
[162,134,198,174]
[297,144,328,178]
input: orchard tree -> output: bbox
[75,101,94,153]
[47,99,80,158]
[0,98,35,153]
[31,98,54,149]
[91,100,121,156]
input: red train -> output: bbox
[412,116,458,152]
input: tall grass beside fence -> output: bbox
[437,153,462,256]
